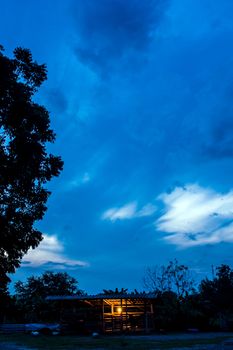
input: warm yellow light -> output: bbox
[117,307,122,314]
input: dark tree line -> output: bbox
[144,261,233,331]
[3,263,233,332]
[1,271,83,323]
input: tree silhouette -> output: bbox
[15,271,82,322]
[102,288,128,295]
[200,264,233,329]
[0,45,63,289]
[144,259,195,298]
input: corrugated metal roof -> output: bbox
[46,292,157,301]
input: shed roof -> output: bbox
[47,292,157,301]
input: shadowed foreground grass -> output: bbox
[1,333,233,350]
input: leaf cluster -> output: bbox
[14,271,82,322]
[0,46,63,287]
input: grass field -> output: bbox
[1,333,233,350]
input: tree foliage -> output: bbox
[0,45,63,287]
[143,263,233,331]
[199,264,233,329]
[102,288,128,295]
[144,259,195,298]
[144,260,197,331]
[14,271,83,322]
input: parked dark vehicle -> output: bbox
[25,323,60,335]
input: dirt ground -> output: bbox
[1,332,233,350]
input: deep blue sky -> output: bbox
[1,0,233,293]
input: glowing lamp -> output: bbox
[117,307,122,314]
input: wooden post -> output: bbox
[102,299,105,333]
[144,299,148,334]
[120,298,123,332]
[125,298,128,331]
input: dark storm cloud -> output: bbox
[203,134,233,160]
[71,0,169,73]
[45,88,68,115]
[200,98,233,160]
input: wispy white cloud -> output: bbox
[102,202,137,221]
[22,234,88,269]
[65,172,91,190]
[102,202,156,222]
[156,184,233,247]
[137,203,157,217]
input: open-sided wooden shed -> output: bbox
[47,293,156,334]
